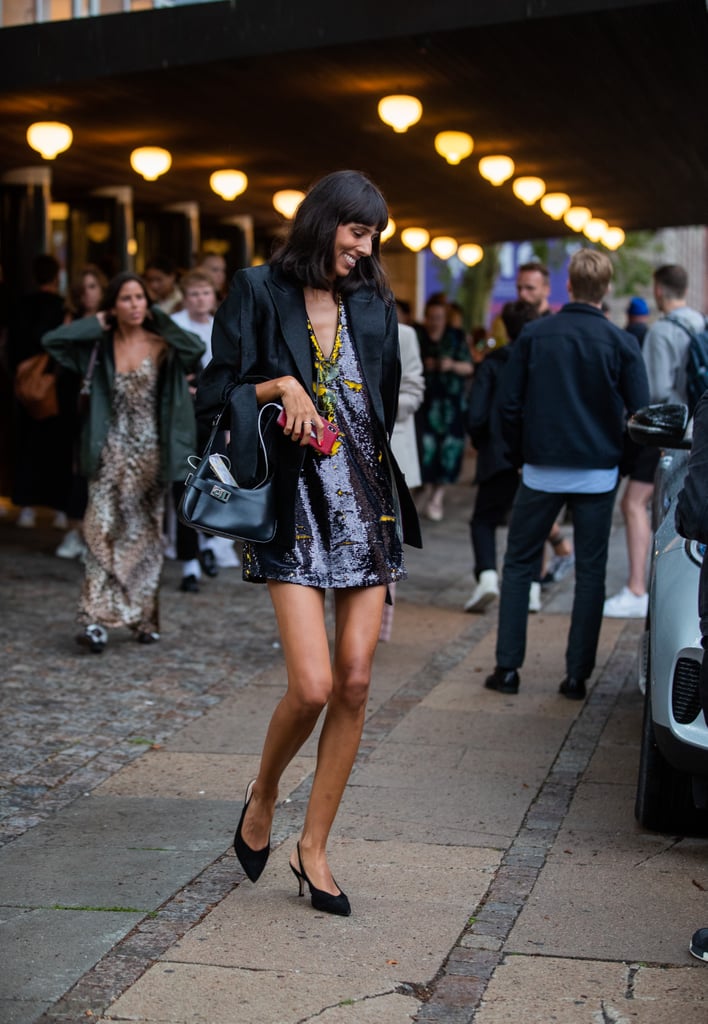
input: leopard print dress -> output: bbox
[79,358,164,634]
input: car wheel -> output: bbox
[635,683,708,835]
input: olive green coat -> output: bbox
[43,307,205,482]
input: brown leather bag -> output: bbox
[14,353,59,419]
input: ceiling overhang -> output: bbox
[1,0,707,246]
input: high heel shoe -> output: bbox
[289,841,351,917]
[234,780,270,882]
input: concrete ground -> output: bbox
[1,462,707,1024]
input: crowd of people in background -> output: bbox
[1,242,704,670]
[1,249,239,651]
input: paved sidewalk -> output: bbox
[1,472,706,1023]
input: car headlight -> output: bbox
[685,540,706,566]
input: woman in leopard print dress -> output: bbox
[43,273,204,652]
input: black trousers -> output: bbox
[470,469,520,577]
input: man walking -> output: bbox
[604,264,706,618]
[485,250,649,700]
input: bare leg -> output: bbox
[239,583,331,853]
[294,585,387,894]
[621,480,653,595]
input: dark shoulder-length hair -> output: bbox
[102,272,161,334]
[271,170,391,300]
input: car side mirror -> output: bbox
[627,403,691,449]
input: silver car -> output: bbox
[630,405,708,834]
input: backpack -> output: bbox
[667,315,708,415]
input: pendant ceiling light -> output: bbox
[430,236,458,260]
[377,95,423,133]
[210,169,248,201]
[540,192,571,220]
[26,121,73,160]
[583,217,609,242]
[512,176,546,205]
[380,218,396,243]
[272,189,305,218]
[478,155,515,186]
[434,131,474,165]
[458,243,484,267]
[400,227,430,252]
[602,226,626,250]
[563,206,592,231]
[130,147,172,181]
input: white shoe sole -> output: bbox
[464,591,498,613]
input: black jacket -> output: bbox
[195,264,421,549]
[498,302,650,469]
[467,344,514,482]
[676,390,708,543]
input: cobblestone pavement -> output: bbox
[2,475,707,1024]
[1,516,282,848]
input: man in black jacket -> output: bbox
[485,249,650,699]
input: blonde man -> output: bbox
[485,250,649,700]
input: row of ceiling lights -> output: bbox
[23,120,481,262]
[24,114,623,260]
[376,95,626,252]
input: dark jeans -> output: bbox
[470,469,519,576]
[172,481,199,562]
[496,482,617,680]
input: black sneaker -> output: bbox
[200,548,219,577]
[690,927,708,962]
[484,667,520,694]
[136,631,160,645]
[179,573,200,593]
[76,623,108,654]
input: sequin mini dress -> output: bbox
[79,358,164,633]
[243,302,406,589]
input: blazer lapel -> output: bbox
[266,270,313,388]
[346,288,386,426]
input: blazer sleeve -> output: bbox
[676,391,708,541]
[395,324,424,422]
[195,270,263,424]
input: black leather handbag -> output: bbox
[178,402,278,543]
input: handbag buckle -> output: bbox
[209,484,230,503]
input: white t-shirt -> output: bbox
[171,310,213,368]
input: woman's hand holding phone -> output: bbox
[276,406,340,454]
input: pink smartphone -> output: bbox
[276,408,340,454]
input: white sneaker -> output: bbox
[464,570,499,613]
[528,581,542,613]
[603,586,648,619]
[16,507,35,528]
[549,552,575,582]
[208,535,241,568]
[56,529,87,559]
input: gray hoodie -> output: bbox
[643,305,706,404]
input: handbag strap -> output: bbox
[79,340,101,396]
[200,401,279,489]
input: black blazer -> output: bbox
[676,390,708,543]
[195,263,422,549]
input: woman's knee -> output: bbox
[286,676,332,718]
[333,665,372,712]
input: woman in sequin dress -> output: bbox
[197,170,421,916]
[43,273,205,652]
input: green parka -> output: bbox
[43,307,205,482]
